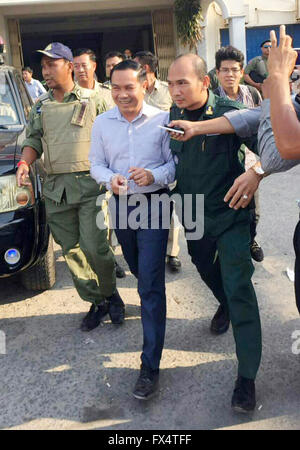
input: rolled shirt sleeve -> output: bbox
[224,106,261,138]
[258,99,300,173]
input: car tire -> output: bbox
[21,234,56,291]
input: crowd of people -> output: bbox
[16,25,299,414]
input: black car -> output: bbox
[0,63,55,290]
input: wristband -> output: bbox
[17,160,29,168]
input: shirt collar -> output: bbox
[47,84,78,101]
[107,101,154,122]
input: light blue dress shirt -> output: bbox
[25,78,46,102]
[89,102,175,194]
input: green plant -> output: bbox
[175,0,204,49]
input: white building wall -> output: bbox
[199,0,300,68]
[244,0,297,27]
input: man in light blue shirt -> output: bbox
[89,60,175,401]
[22,66,46,102]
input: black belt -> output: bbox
[114,188,169,199]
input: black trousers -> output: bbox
[293,220,300,314]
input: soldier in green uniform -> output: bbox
[244,39,271,92]
[16,42,125,331]
[167,54,261,413]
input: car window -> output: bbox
[0,71,21,126]
[14,73,32,120]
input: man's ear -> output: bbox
[142,79,148,90]
[69,61,74,73]
[143,63,150,73]
[203,75,211,89]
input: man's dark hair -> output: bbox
[110,59,147,82]
[260,40,271,48]
[105,51,125,62]
[22,66,33,74]
[134,51,158,73]
[215,46,244,70]
[73,48,96,62]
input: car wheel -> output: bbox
[21,234,56,291]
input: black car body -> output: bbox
[0,64,55,290]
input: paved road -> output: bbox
[0,166,299,430]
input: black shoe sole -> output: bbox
[132,389,158,400]
[210,322,230,335]
[251,256,264,262]
[108,306,125,325]
[166,264,181,272]
[80,311,108,331]
[232,404,255,414]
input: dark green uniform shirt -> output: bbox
[169,91,258,237]
[22,84,108,204]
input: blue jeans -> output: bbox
[112,191,171,370]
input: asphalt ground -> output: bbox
[0,165,299,431]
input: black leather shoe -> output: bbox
[250,240,264,262]
[232,375,256,413]
[80,302,108,331]
[107,290,125,324]
[166,256,182,272]
[133,365,159,400]
[115,262,126,279]
[210,305,230,334]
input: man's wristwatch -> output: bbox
[249,162,265,179]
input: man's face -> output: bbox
[105,56,123,78]
[111,68,146,116]
[41,56,73,89]
[124,49,132,59]
[73,54,96,85]
[22,70,32,83]
[216,59,243,92]
[261,42,271,58]
[167,57,210,110]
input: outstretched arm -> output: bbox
[268,25,300,159]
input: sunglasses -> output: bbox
[263,45,271,48]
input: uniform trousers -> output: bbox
[186,221,262,380]
[112,191,171,370]
[45,193,116,305]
